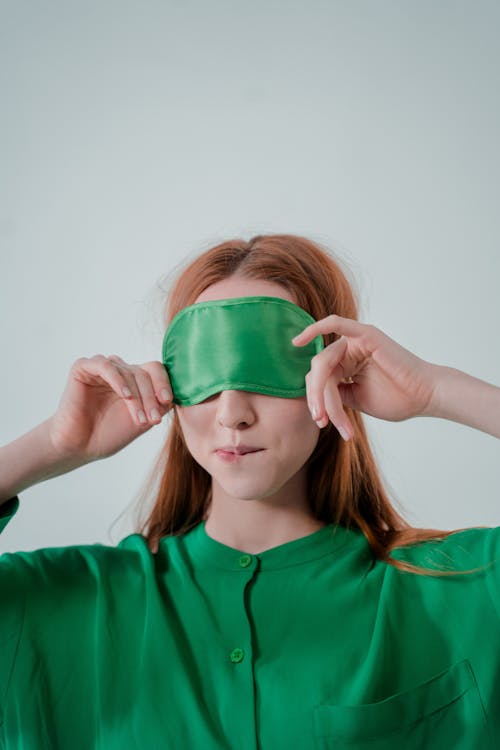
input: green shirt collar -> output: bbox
[180,520,355,571]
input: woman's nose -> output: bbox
[216,391,256,425]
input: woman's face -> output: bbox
[175,276,321,510]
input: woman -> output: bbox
[1,233,499,749]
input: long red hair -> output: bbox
[129,234,491,577]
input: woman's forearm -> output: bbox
[424,364,500,438]
[0,418,89,505]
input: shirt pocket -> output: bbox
[313,658,491,750]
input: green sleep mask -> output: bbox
[161,295,325,406]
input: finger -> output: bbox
[77,356,130,399]
[129,367,170,425]
[137,361,174,406]
[101,358,156,427]
[84,356,149,428]
[107,358,174,425]
[305,337,348,418]
[323,375,353,440]
[305,339,353,438]
[105,355,134,397]
[291,315,365,346]
[108,357,173,405]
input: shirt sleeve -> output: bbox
[477,525,500,623]
[0,496,20,534]
[0,496,25,718]
[433,525,500,623]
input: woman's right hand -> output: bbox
[47,355,174,463]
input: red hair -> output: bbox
[130,234,491,577]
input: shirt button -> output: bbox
[238,554,252,567]
[230,648,245,663]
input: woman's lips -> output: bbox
[215,449,265,462]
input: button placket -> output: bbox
[221,554,259,749]
[228,554,255,665]
[229,647,245,663]
[238,554,253,568]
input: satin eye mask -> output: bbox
[161,295,325,407]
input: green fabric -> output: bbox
[0,497,499,748]
[161,296,325,406]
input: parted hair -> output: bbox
[129,233,493,577]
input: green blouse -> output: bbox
[0,495,499,749]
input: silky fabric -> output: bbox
[161,296,325,406]
[1,495,500,748]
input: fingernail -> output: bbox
[161,388,171,402]
[311,405,320,420]
[138,410,147,424]
[123,387,132,397]
[150,408,161,421]
[338,425,350,441]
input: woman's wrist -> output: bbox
[0,418,90,505]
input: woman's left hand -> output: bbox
[291,315,439,441]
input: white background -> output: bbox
[1,0,498,553]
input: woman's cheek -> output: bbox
[280,408,320,443]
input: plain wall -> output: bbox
[1,0,499,553]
